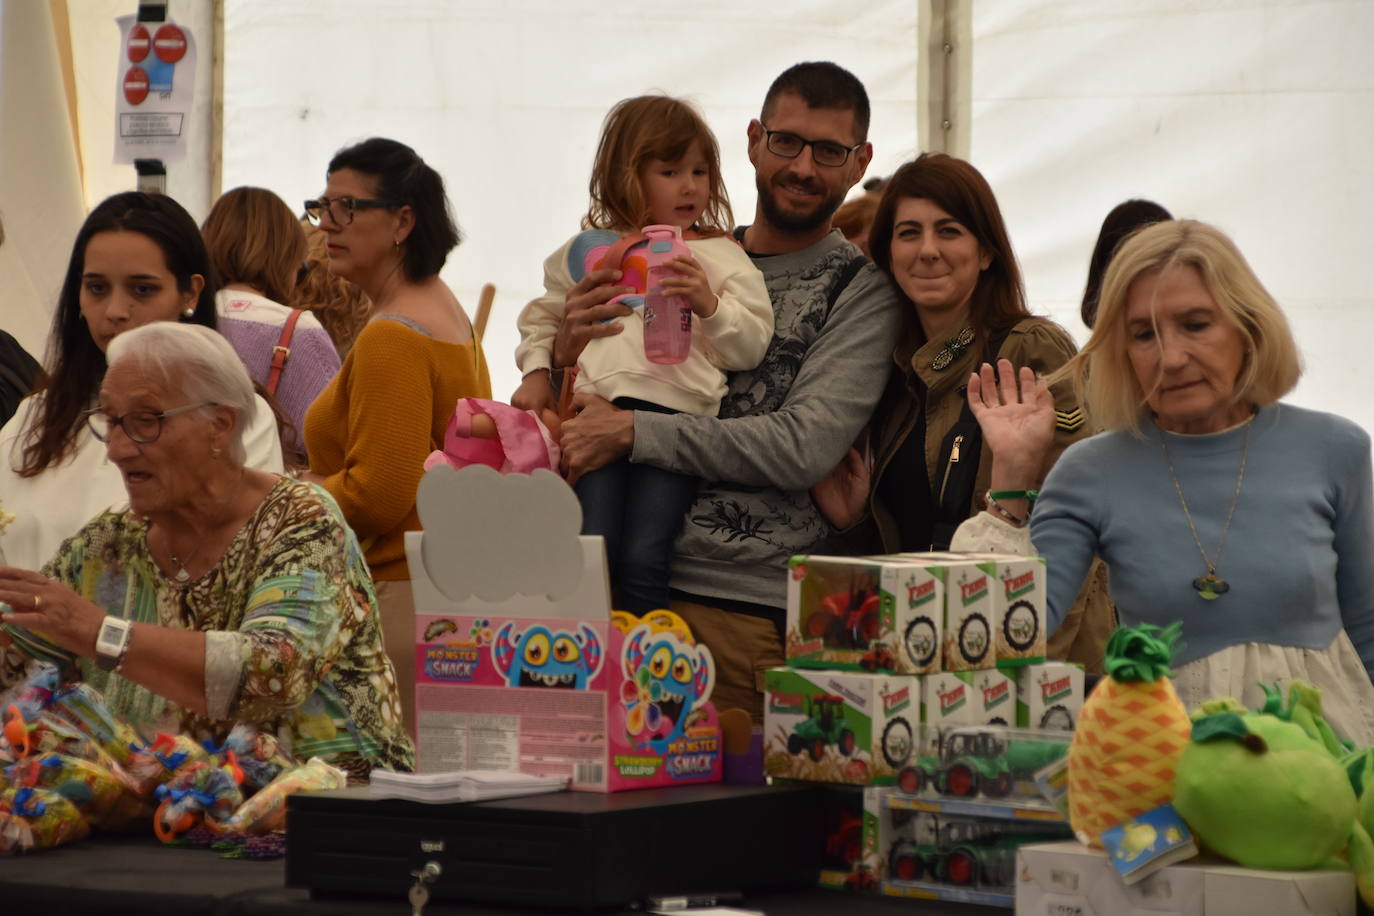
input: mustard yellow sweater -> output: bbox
[304,318,491,580]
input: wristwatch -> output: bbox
[94,616,134,672]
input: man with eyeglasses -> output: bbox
[558,62,901,720]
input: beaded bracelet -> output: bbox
[985,491,1029,527]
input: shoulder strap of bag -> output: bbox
[265,309,304,398]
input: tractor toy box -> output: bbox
[894,723,1070,802]
[406,464,722,793]
[785,555,944,674]
[921,668,1016,729]
[1015,662,1083,730]
[896,552,1047,669]
[764,669,921,786]
[886,810,1070,892]
[816,786,898,892]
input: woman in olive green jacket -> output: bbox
[814,153,1113,671]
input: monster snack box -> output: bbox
[414,610,722,792]
[764,668,922,786]
[786,556,944,674]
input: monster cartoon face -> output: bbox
[621,623,715,753]
[491,622,603,689]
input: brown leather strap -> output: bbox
[265,309,303,397]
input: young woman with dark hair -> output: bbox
[0,191,283,572]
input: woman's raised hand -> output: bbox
[967,359,1055,484]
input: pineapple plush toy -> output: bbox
[1068,622,1191,847]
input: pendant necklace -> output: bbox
[930,327,975,371]
[151,524,194,584]
[167,552,192,584]
[1159,419,1252,600]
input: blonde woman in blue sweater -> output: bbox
[956,219,1374,745]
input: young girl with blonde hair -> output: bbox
[514,94,772,614]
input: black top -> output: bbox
[0,329,42,428]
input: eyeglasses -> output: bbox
[759,124,863,168]
[84,402,217,444]
[303,196,399,226]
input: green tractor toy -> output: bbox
[786,694,857,762]
[897,726,1067,798]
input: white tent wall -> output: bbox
[1,0,219,356]
[971,1,1374,437]
[8,1,1373,439]
[220,0,923,402]
[0,0,85,358]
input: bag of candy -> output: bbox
[210,757,346,836]
[152,760,244,843]
[0,786,90,854]
[5,753,145,829]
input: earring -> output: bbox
[394,239,402,249]
[183,307,195,318]
[211,446,222,459]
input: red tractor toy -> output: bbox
[807,578,881,650]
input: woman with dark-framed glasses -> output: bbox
[0,191,283,576]
[0,322,414,779]
[300,138,491,737]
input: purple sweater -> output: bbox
[215,290,341,452]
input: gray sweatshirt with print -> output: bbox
[632,229,903,611]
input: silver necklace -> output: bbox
[1159,419,1252,600]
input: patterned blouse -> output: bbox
[2,477,414,780]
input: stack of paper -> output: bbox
[369,769,568,803]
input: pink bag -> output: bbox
[424,398,561,475]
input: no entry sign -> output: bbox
[153,24,188,64]
[127,24,150,62]
[123,66,149,105]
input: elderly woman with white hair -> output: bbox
[0,322,413,779]
[957,219,1374,744]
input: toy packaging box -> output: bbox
[763,668,921,786]
[785,555,944,674]
[886,809,1070,892]
[897,552,1047,669]
[921,669,1015,729]
[815,786,896,892]
[1015,662,1084,730]
[406,464,722,793]
[1016,840,1355,916]
[897,724,1071,803]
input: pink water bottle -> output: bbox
[640,225,693,365]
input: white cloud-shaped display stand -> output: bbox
[412,464,589,605]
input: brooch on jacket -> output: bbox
[931,327,975,371]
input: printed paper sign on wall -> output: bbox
[114,15,196,163]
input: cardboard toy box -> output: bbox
[921,668,1015,729]
[899,552,1047,669]
[1016,840,1355,916]
[815,786,899,892]
[407,464,722,793]
[786,555,944,674]
[764,668,921,786]
[1015,662,1084,730]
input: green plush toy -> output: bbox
[1173,682,1374,908]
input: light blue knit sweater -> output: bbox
[1033,403,1374,675]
